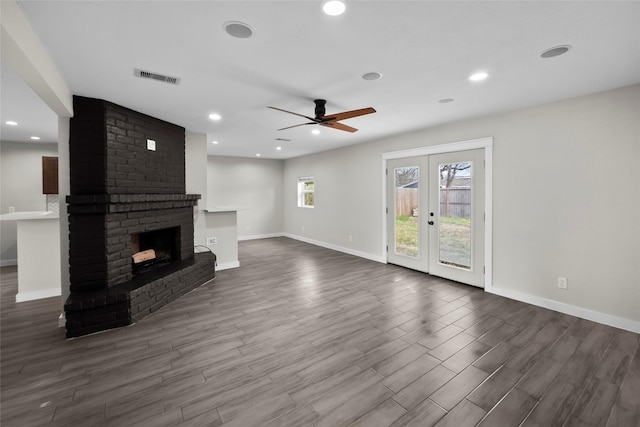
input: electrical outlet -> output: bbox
[557,276,568,290]
[206,237,217,245]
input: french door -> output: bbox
[386,157,429,272]
[386,149,485,287]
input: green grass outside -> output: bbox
[395,215,471,267]
[395,215,419,257]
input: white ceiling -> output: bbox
[2,1,639,159]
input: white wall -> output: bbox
[207,156,284,240]
[186,132,239,270]
[282,144,383,260]
[0,141,58,263]
[283,84,640,329]
[57,117,70,306]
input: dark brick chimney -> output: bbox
[64,96,215,338]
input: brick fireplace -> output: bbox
[64,96,216,338]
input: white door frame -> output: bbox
[381,137,493,292]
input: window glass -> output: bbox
[438,162,472,269]
[298,177,315,208]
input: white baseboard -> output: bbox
[489,286,640,334]
[238,233,284,241]
[16,287,61,303]
[282,233,386,264]
[217,261,240,271]
[235,234,638,334]
[0,259,17,267]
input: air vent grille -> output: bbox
[134,68,180,85]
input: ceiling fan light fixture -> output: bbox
[322,0,346,16]
[224,21,253,39]
[362,72,382,81]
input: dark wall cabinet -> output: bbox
[42,156,59,194]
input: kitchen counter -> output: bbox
[1,211,61,302]
[0,211,59,221]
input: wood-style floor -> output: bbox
[1,237,638,426]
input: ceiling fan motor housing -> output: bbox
[314,99,327,119]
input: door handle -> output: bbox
[428,221,434,225]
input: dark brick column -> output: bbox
[65,96,215,338]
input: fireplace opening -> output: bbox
[131,227,180,275]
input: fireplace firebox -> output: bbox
[131,227,180,275]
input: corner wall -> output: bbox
[283,84,640,330]
[186,133,238,269]
[207,156,284,240]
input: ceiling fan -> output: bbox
[268,99,376,133]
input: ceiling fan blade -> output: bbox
[321,107,376,122]
[320,121,358,133]
[268,106,317,122]
[277,122,316,131]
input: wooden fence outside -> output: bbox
[395,188,470,218]
[395,188,418,216]
[440,188,471,218]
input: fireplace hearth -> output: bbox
[64,96,216,338]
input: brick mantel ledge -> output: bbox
[67,194,200,214]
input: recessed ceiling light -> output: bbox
[469,72,489,82]
[438,98,454,104]
[224,21,253,39]
[211,140,219,145]
[322,0,346,16]
[208,113,222,121]
[311,129,320,135]
[5,121,18,126]
[362,72,382,81]
[30,136,41,140]
[541,45,571,59]
[276,146,282,151]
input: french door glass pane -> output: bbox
[394,167,419,258]
[438,162,472,269]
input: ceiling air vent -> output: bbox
[134,68,180,85]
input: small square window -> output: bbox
[298,177,315,208]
